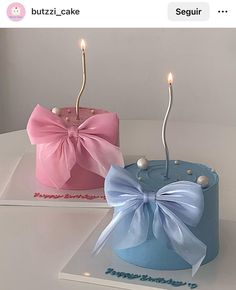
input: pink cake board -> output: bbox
[59,210,235,290]
[0,153,138,208]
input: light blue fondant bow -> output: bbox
[94,165,207,276]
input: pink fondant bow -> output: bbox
[27,105,124,189]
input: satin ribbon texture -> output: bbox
[94,165,207,276]
[27,105,124,189]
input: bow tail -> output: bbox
[121,203,149,249]
[154,204,206,276]
[78,135,124,177]
[93,209,129,255]
[93,200,146,255]
[38,138,76,189]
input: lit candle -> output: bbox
[162,72,174,178]
[76,39,87,120]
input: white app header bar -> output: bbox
[0,0,235,28]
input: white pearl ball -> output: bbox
[187,169,192,175]
[174,160,180,165]
[197,176,209,188]
[137,157,149,170]
[52,107,61,116]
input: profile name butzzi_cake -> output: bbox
[94,73,219,276]
[27,39,124,190]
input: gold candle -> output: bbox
[76,39,87,120]
[162,72,173,178]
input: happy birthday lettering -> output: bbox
[33,192,106,200]
[105,268,198,289]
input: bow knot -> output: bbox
[68,126,79,139]
[143,192,156,203]
[94,165,207,276]
[27,105,124,189]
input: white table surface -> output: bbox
[0,120,236,290]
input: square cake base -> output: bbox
[59,211,235,290]
[0,153,138,207]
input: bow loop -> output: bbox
[156,181,204,226]
[27,104,68,144]
[27,105,124,189]
[94,166,206,275]
[105,165,144,208]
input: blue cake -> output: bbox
[114,159,219,270]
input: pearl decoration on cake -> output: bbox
[67,109,71,114]
[138,176,143,181]
[91,109,95,114]
[65,117,70,122]
[197,175,209,188]
[174,160,180,165]
[187,169,192,175]
[51,107,61,116]
[137,157,149,170]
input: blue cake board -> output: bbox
[59,211,234,290]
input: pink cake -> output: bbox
[27,105,123,190]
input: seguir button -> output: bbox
[168,2,209,21]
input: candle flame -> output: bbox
[168,72,173,84]
[80,39,86,51]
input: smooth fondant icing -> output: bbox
[114,160,219,270]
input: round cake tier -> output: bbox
[36,107,119,190]
[114,160,219,270]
